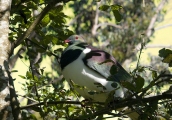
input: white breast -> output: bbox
[62,48,124,102]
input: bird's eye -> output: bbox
[75,37,78,39]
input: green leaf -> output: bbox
[34,63,39,68]
[26,71,32,79]
[162,54,172,63]
[40,68,45,75]
[98,5,110,12]
[54,48,63,53]
[111,5,122,22]
[134,75,144,92]
[18,75,26,79]
[110,65,118,75]
[34,75,38,81]
[159,48,172,67]
[11,70,18,72]
[111,5,122,10]
[159,48,172,58]
[42,14,50,25]
[50,5,63,15]
[43,35,52,45]
[152,71,157,79]
[111,9,122,22]
[52,36,58,45]
[169,62,172,67]
[138,67,145,72]
[122,81,136,91]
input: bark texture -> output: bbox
[0,0,13,119]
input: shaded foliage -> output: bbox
[69,0,159,62]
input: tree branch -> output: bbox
[146,0,167,37]
[155,24,172,31]
[18,94,38,103]
[19,99,104,110]
[139,72,169,97]
[20,101,88,110]
[135,0,167,51]
[25,38,60,61]
[91,2,100,36]
[145,44,172,49]
[9,47,25,69]
[75,93,172,119]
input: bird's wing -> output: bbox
[83,46,131,82]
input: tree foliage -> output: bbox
[69,0,159,62]
[4,0,172,119]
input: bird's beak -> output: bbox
[64,39,70,43]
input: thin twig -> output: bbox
[25,40,45,119]
[140,72,169,97]
[19,101,102,110]
[25,38,60,63]
[18,94,38,102]
[91,2,100,36]
[155,24,172,31]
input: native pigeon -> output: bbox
[60,35,139,119]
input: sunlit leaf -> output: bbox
[110,5,122,10]
[42,14,50,25]
[34,75,38,81]
[18,75,26,79]
[11,70,18,72]
[52,36,58,45]
[111,5,122,22]
[162,54,172,63]
[26,71,32,79]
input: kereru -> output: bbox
[60,35,139,119]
